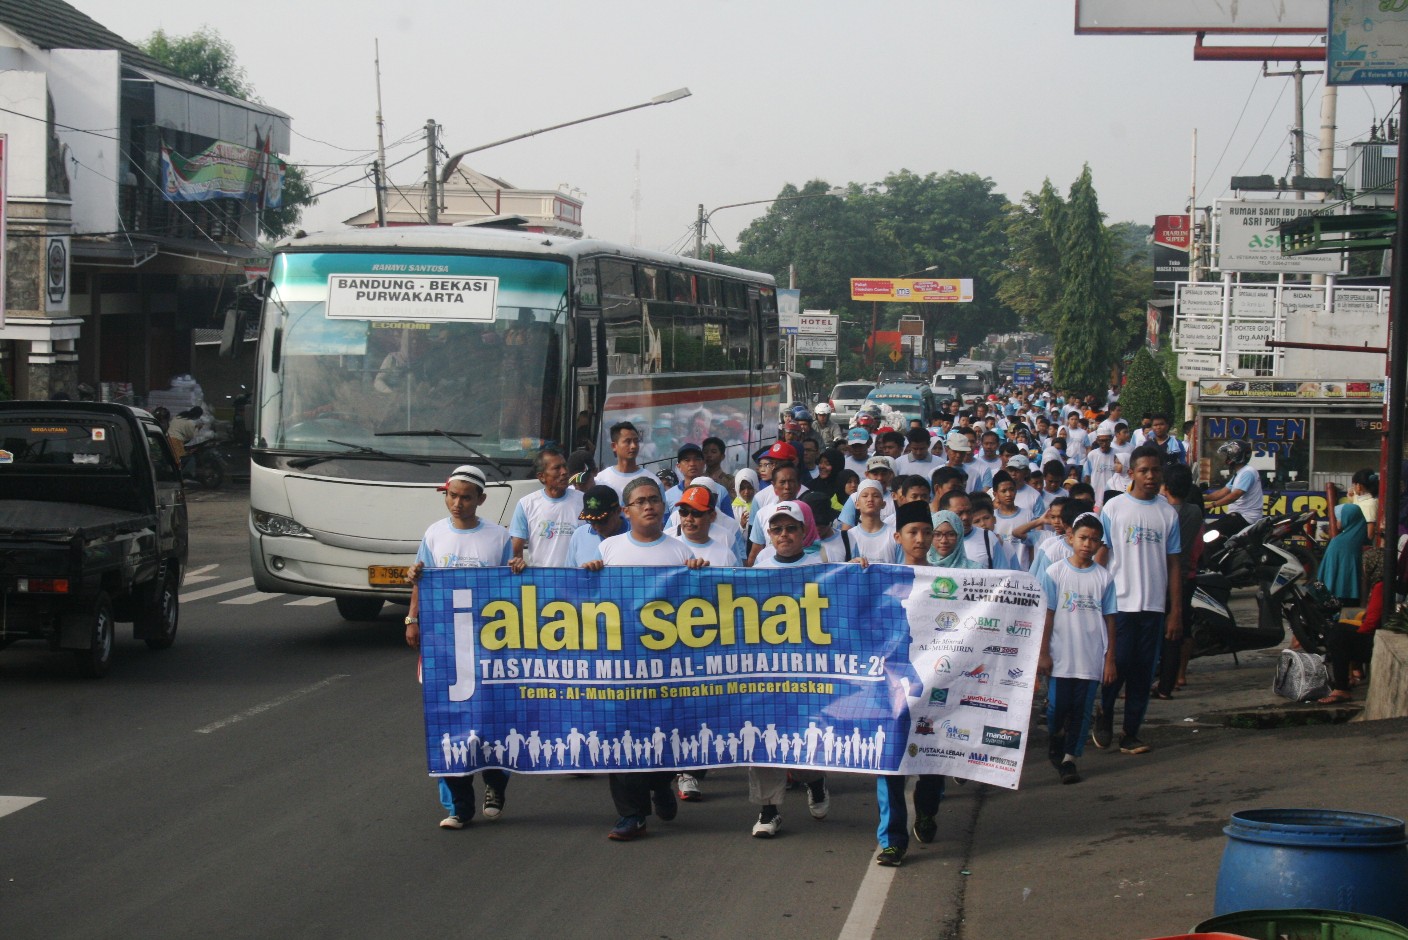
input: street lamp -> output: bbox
[694,187,846,259]
[430,87,693,221]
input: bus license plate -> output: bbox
[367,565,409,587]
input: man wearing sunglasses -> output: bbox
[580,477,708,842]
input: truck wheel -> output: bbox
[72,592,115,679]
[335,597,384,622]
[194,454,225,490]
[137,566,180,650]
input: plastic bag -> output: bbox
[1273,648,1331,701]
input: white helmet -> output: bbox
[814,402,833,418]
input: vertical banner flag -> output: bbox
[1153,214,1191,284]
[420,565,1044,789]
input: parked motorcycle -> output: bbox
[1190,512,1339,658]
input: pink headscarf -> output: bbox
[770,499,820,548]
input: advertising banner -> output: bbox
[1198,378,1385,402]
[1012,359,1036,385]
[777,289,801,334]
[160,141,285,206]
[1153,214,1191,283]
[799,311,838,335]
[796,336,838,355]
[1329,1,1408,86]
[420,565,1043,788]
[0,134,6,328]
[1215,200,1341,274]
[850,278,974,303]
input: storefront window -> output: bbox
[1202,413,1310,491]
[1313,416,1382,486]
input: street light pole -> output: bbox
[437,88,692,187]
[693,188,845,259]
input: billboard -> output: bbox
[1153,214,1191,283]
[777,289,801,334]
[850,278,973,303]
[0,135,5,327]
[1215,199,1342,274]
[1075,0,1326,33]
[798,311,838,335]
[1328,1,1408,86]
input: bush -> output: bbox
[1120,346,1174,422]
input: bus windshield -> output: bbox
[257,251,570,461]
[937,374,984,396]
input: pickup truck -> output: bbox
[0,402,189,677]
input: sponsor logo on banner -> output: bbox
[1008,621,1034,638]
[914,716,936,735]
[929,687,950,705]
[934,611,961,632]
[941,721,971,741]
[983,645,1019,657]
[960,664,991,683]
[934,641,974,653]
[934,655,954,675]
[960,694,1009,712]
[983,727,1023,749]
[930,576,959,599]
[1000,667,1029,689]
[968,615,1003,633]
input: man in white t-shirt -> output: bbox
[1093,446,1182,756]
[671,483,739,568]
[594,421,655,502]
[581,476,706,841]
[895,427,941,478]
[1083,428,1119,505]
[509,447,585,571]
[1205,440,1264,527]
[404,464,513,830]
[1062,412,1090,469]
[843,427,873,477]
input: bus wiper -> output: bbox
[287,440,431,469]
[375,429,507,476]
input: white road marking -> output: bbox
[0,796,45,820]
[220,592,285,605]
[838,852,897,940]
[286,596,334,607]
[180,577,255,602]
[194,675,351,734]
[183,573,221,585]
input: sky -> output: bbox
[76,0,1397,254]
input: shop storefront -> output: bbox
[1193,378,1386,519]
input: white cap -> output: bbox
[438,464,487,491]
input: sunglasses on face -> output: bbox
[768,523,803,535]
[678,507,709,518]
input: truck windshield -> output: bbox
[0,419,125,469]
[256,252,570,461]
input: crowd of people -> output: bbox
[398,383,1401,867]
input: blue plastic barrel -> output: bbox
[1214,809,1408,927]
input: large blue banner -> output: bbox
[420,565,1044,788]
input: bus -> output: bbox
[248,225,780,620]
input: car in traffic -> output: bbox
[865,383,938,427]
[827,381,875,427]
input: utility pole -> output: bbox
[425,118,439,224]
[373,40,387,227]
[695,204,705,259]
[1264,62,1322,195]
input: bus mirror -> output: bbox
[219,306,246,360]
[250,276,270,301]
[574,319,595,368]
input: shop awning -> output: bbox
[125,66,291,154]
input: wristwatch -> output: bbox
[405,615,419,625]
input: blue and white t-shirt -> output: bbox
[595,531,695,567]
[1041,558,1118,681]
[1099,492,1181,613]
[1227,466,1264,523]
[417,517,512,569]
[508,488,585,568]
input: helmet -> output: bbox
[814,402,832,418]
[856,412,877,429]
[1217,440,1251,468]
[791,404,810,420]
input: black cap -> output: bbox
[578,485,621,521]
[800,490,837,526]
[676,442,704,460]
[894,500,932,530]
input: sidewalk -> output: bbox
[949,637,1406,939]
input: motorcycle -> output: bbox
[1190,512,1339,658]
[1201,507,1319,589]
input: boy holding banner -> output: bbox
[872,499,948,867]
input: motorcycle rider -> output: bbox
[1205,440,1264,534]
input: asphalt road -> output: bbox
[1,489,967,940]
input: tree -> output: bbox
[1120,346,1175,423]
[140,29,314,240]
[997,180,1065,334]
[1052,166,1115,396]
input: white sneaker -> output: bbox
[751,811,782,838]
[439,815,465,830]
[677,773,702,802]
[806,781,830,819]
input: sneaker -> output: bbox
[482,785,505,819]
[875,845,906,867]
[608,815,647,841]
[1119,735,1150,755]
[912,814,938,844]
[752,806,782,838]
[806,780,830,820]
[1058,760,1082,785]
[677,773,703,802]
[1091,711,1114,750]
[652,786,678,822]
[439,815,465,830]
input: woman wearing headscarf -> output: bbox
[1320,502,1368,606]
[927,509,979,568]
[733,468,759,531]
[811,448,845,501]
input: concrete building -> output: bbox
[0,0,290,400]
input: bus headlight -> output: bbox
[252,510,313,538]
